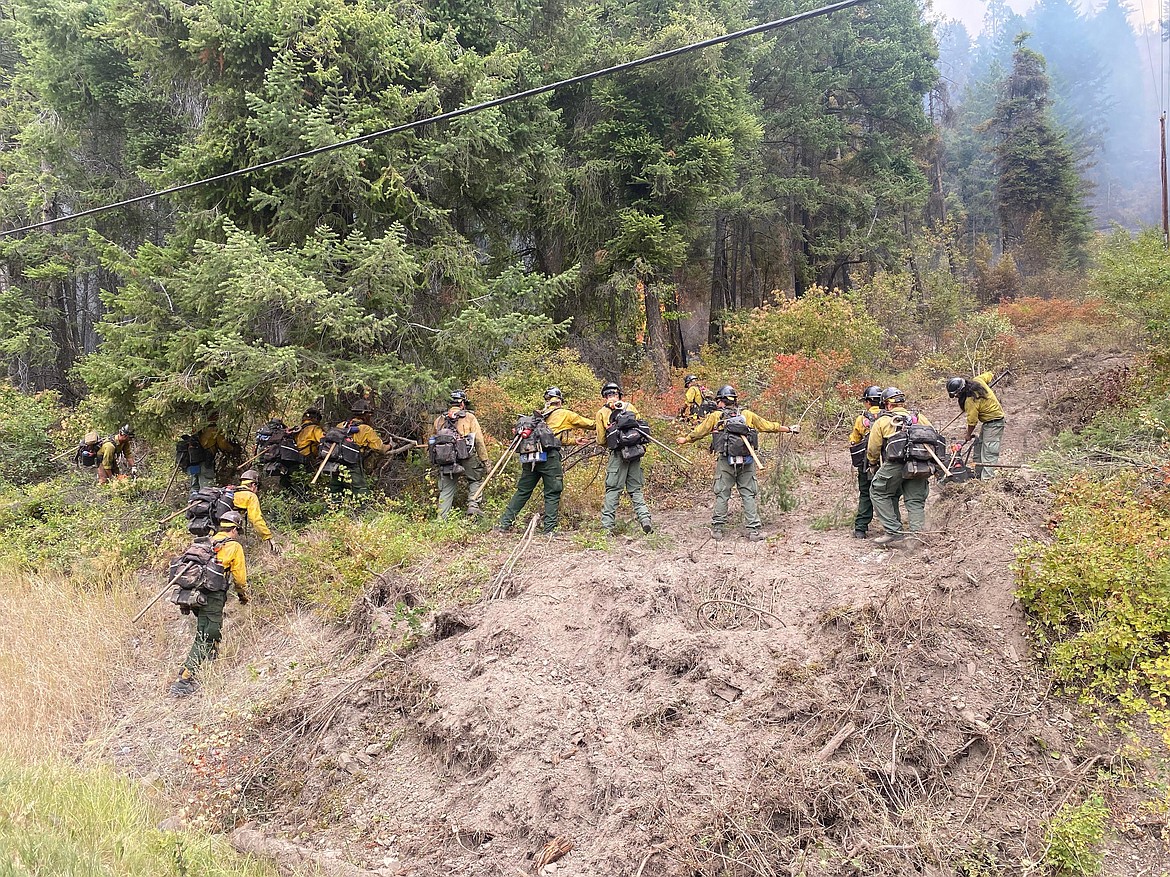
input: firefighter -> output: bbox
[97,425,136,484]
[596,382,652,535]
[434,390,490,519]
[333,400,385,491]
[192,412,239,490]
[681,374,705,420]
[947,373,1006,480]
[497,387,593,534]
[676,385,798,541]
[169,511,249,698]
[296,408,325,462]
[866,387,932,548]
[849,385,884,538]
[234,470,277,552]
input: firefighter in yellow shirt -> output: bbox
[497,387,593,534]
[433,390,490,518]
[676,385,798,541]
[681,374,706,420]
[96,425,135,484]
[233,470,276,552]
[947,372,1006,480]
[192,412,239,489]
[170,511,249,698]
[296,408,325,460]
[596,382,652,535]
[865,388,933,547]
[333,399,385,491]
[849,385,884,539]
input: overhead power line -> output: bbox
[1,0,869,238]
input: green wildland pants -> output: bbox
[712,455,761,533]
[183,589,227,673]
[854,467,873,533]
[190,459,216,490]
[499,449,563,534]
[438,457,486,518]
[332,458,368,492]
[601,453,651,531]
[975,418,1005,481]
[870,461,929,535]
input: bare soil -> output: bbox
[101,354,1170,877]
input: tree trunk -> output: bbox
[642,280,670,391]
[708,213,728,344]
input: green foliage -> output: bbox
[717,287,883,373]
[467,344,600,438]
[0,755,277,877]
[1092,229,1170,366]
[1042,794,1109,877]
[1016,474,1170,712]
[0,384,60,484]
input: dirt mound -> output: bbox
[101,352,1167,876]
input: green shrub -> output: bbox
[1092,228,1170,366]
[467,344,600,438]
[1016,474,1170,712]
[1042,794,1109,877]
[0,383,60,485]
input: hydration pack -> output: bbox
[175,434,208,471]
[429,414,472,472]
[319,423,363,471]
[184,486,236,536]
[604,408,651,461]
[881,413,945,478]
[848,412,877,469]
[514,414,558,465]
[695,399,719,418]
[255,419,287,465]
[712,412,758,464]
[77,431,101,468]
[168,538,235,613]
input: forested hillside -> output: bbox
[0,0,1151,423]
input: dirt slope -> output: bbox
[101,355,1167,876]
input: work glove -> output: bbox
[787,424,801,434]
[267,539,280,556]
[130,466,139,478]
[238,592,250,605]
[866,463,879,477]
[675,436,689,446]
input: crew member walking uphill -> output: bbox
[676,385,798,542]
[497,387,594,535]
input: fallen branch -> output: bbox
[489,515,540,600]
[814,722,858,763]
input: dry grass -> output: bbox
[0,569,137,759]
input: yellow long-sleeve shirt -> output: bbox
[336,420,385,454]
[849,405,882,445]
[433,408,489,462]
[296,422,325,459]
[543,403,594,440]
[685,386,704,408]
[212,531,248,600]
[98,438,134,475]
[963,371,1005,427]
[232,487,272,541]
[684,407,787,444]
[866,407,933,465]
[595,401,640,445]
[198,424,236,455]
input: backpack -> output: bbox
[848,412,877,469]
[319,423,363,470]
[429,414,472,472]
[168,538,235,613]
[255,419,287,465]
[77,431,101,468]
[175,433,208,471]
[514,414,558,465]
[712,411,758,463]
[695,399,719,418]
[604,409,651,461]
[880,413,945,478]
[184,486,236,536]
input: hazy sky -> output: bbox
[930,0,1035,35]
[931,0,1152,36]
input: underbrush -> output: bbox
[0,756,276,877]
[1016,472,1170,739]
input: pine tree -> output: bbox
[990,36,1091,271]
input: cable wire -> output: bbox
[0,0,869,238]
